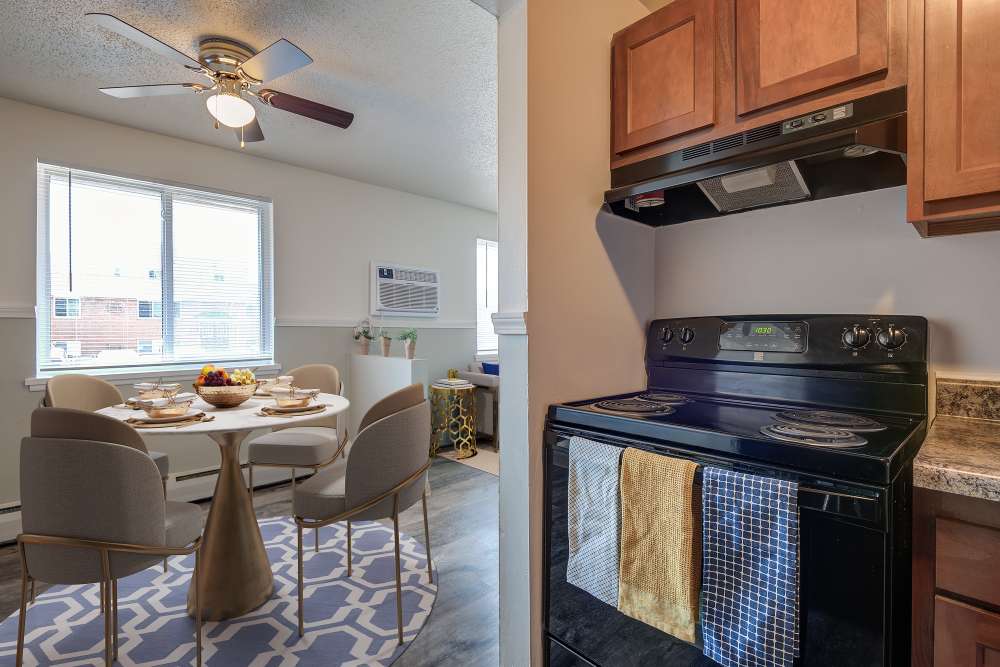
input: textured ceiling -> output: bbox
[0,0,498,212]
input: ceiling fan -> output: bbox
[86,13,354,147]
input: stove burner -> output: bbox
[638,392,688,404]
[760,423,867,448]
[775,410,886,433]
[592,398,676,415]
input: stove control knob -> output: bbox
[679,327,695,344]
[661,327,674,344]
[876,325,907,350]
[842,324,872,349]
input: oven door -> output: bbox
[544,425,894,667]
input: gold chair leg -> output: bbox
[346,521,352,576]
[422,490,434,584]
[296,523,304,638]
[100,551,112,667]
[15,546,28,667]
[100,580,106,614]
[194,547,202,667]
[112,579,119,660]
[392,495,404,646]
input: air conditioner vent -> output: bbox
[371,263,440,318]
[682,142,711,161]
[745,123,782,144]
[711,134,745,153]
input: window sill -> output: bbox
[475,353,499,363]
[25,362,281,392]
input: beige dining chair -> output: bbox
[17,408,204,667]
[292,391,432,645]
[246,364,347,547]
[44,374,171,492]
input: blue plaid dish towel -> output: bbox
[701,467,800,667]
[566,436,623,606]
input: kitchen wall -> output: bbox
[655,186,1000,378]
[525,0,654,660]
[0,96,496,510]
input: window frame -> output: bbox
[475,237,499,360]
[34,162,275,378]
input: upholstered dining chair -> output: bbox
[292,390,432,645]
[43,374,171,493]
[246,364,347,547]
[17,408,204,667]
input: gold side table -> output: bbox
[430,384,478,459]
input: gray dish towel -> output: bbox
[566,436,624,606]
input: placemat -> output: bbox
[257,404,328,418]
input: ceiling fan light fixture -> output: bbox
[206,91,255,128]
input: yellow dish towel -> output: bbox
[617,447,700,643]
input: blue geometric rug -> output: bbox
[0,517,437,665]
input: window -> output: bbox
[476,238,499,358]
[138,300,162,319]
[53,297,80,318]
[36,163,274,374]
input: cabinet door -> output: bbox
[922,0,1000,203]
[611,0,715,154]
[935,596,1000,666]
[735,0,889,115]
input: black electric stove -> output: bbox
[544,314,928,667]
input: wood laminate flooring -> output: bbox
[0,458,499,666]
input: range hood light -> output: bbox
[633,190,665,207]
[843,145,879,158]
[719,166,777,193]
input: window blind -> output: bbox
[36,163,274,374]
[476,238,499,357]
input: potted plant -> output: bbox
[353,322,375,355]
[380,330,393,356]
[398,328,418,359]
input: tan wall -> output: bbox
[526,0,653,658]
[654,187,1000,379]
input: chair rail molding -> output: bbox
[492,310,527,335]
[0,303,36,318]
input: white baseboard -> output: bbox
[0,465,308,545]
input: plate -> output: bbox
[131,409,204,424]
[265,403,320,414]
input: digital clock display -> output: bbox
[751,326,775,336]
[719,320,807,353]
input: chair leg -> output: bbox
[296,523,304,638]
[392,495,404,646]
[112,579,119,660]
[422,490,434,584]
[315,527,320,553]
[100,580,106,614]
[100,551,112,667]
[15,546,28,667]
[346,521,352,576]
[29,578,35,604]
[194,547,202,667]
[163,479,169,574]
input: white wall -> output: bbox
[0,96,496,509]
[655,186,1000,378]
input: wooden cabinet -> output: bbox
[908,0,1000,236]
[913,488,1000,666]
[611,0,716,154]
[734,0,889,114]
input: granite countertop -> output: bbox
[914,415,1000,502]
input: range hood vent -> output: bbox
[607,88,907,226]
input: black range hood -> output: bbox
[605,87,907,226]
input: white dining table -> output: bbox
[98,392,350,621]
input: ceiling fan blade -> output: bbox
[236,117,265,143]
[86,13,203,71]
[238,39,313,83]
[258,89,354,129]
[99,83,206,99]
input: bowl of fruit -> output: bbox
[194,366,257,408]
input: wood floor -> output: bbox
[0,458,500,666]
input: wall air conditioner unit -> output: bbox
[370,262,440,318]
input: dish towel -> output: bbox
[701,467,800,667]
[617,447,701,642]
[566,436,624,606]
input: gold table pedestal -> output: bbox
[187,429,273,620]
[430,385,478,459]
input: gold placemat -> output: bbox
[617,447,700,642]
[257,404,328,418]
[125,413,215,429]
